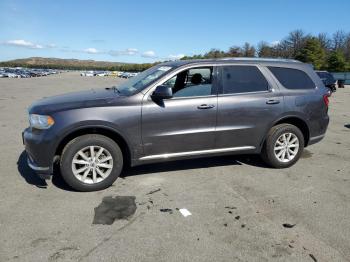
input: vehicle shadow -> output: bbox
[17,150,269,191]
[17,151,48,188]
[122,154,269,178]
[345,124,350,129]
[17,150,75,191]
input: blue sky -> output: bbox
[0,0,349,63]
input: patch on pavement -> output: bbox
[301,149,313,159]
[93,196,137,225]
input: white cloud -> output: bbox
[3,39,44,49]
[125,48,138,55]
[46,43,56,48]
[270,40,280,46]
[142,50,156,58]
[84,47,100,54]
[109,48,139,56]
[168,54,185,60]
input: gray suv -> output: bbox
[23,58,330,191]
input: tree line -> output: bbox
[181,30,350,72]
[0,61,155,72]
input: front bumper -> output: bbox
[22,128,55,177]
[26,155,52,180]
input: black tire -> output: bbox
[261,124,304,168]
[60,134,123,191]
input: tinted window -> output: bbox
[316,71,336,83]
[268,67,316,90]
[221,66,268,94]
[163,67,213,98]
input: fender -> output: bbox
[258,113,310,151]
[52,120,134,160]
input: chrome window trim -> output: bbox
[217,90,271,97]
[142,63,263,99]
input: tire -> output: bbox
[261,124,304,168]
[60,134,123,191]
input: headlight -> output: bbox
[29,114,55,129]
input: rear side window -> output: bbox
[221,66,268,94]
[316,71,335,82]
[268,67,316,90]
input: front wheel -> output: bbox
[60,134,123,191]
[261,124,304,168]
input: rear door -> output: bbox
[141,66,218,157]
[215,65,284,150]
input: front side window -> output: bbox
[268,67,316,90]
[221,66,268,94]
[163,67,213,98]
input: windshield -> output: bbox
[117,65,173,95]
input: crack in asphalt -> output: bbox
[78,212,145,261]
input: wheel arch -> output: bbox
[261,116,310,149]
[54,125,132,166]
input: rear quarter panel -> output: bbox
[266,63,329,139]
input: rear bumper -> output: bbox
[308,133,326,146]
[308,114,329,146]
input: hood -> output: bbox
[29,88,121,115]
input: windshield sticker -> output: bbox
[158,66,172,72]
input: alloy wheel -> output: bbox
[71,145,113,184]
[273,133,299,163]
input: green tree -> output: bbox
[327,51,346,72]
[203,49,227,58]
[295,37,325,69]
[227,46,243,57]
[257,41,274,57]
[242,42,256,57]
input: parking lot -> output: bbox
[0,72,349,262]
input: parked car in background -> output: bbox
[23,58,330,191]
[316,71,337,93]
[108,71,120,77]
[95,71,107,77]
[81,71,94,77]
[129,72,138,77]
[0,67,60,78]
[120,72,130,78]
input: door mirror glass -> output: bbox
[151,85,173,99]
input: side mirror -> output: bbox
[151,85,173,100]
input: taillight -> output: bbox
[323,94,330,107]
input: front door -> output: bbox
[141,66,218,157]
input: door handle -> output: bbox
[266,99,280,105]
[197,104,215,109]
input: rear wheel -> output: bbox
[261,124,304,168]
[60,134,123,191]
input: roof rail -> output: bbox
[218,57,301,63]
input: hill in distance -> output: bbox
[0,57,155,71]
